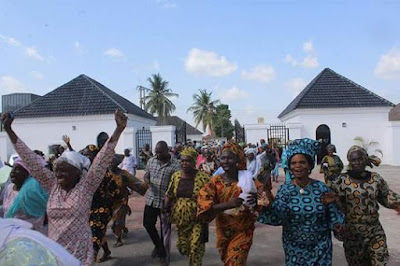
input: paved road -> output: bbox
[100,166,400,266]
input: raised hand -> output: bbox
[1,112,14,131]
[62,135,70,144]
[115,109,127,131]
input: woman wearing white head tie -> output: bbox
[1,110,127,266]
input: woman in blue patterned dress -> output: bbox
[258,138,344,266]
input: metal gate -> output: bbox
[175,122,187,144]
[136,127,152,169]
[267,124,289,147]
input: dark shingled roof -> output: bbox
[156,116,203,135]
[14,74,155,120]
[278,68,394,118]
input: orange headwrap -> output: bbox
[221,142,247,170]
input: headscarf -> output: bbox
[5,176,49,218]
[221,142,246,170]
[245,148,258,157]
[282,138,321,180]
[326,144,336,153]
[55,151,91,173]
[13,158,30,174]
[180,147,198,163]
[346,145,381,169]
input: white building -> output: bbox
[0,74,156,161]
[278,68,399,165]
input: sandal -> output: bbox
[98,251,111,263]
[113,241,123,248]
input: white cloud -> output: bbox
[285,78,307,97]
[0,76,26,94]
[153,60,160,70]
[284,41,319,69]
[104,48,125,59]
[73,41,84,53]
[30,71,44,80]
[25,47,44,61]
[156,0,177,8]
[241,65,276,83]
[301,55,319,68]
[303,41,314,52]
[0,34,47,62]
[374,47,400,80]
[184,48,237,76]
[221,86,248,102]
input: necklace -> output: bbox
[296,179,312,194]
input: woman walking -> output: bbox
[319,144,343,187]
[1,110,127,266]
[326,145,400,266]
[2,158,48,234]
[258,138,344,266]
[197,142,265,265]
[165,147,209,265]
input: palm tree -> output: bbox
[187,89,220,136]
[144,73,178,125]
[354,136,383,157]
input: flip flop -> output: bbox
[113,242,123,248]
[98,252,112,263]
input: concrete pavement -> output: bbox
[100,166,400,266]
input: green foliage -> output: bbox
[354,136,383,157]
[144,73,178,125]
[187,89,220,135]
[213,104,234,139]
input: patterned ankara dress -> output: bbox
[319,155,344,188]
[166,170,210,266]
[258,179,344,266]
[14,138,117,266]
[197,174,264,266]
[331,171,400,266]
[90,169,123,254]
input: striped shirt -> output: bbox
[144,156,181,208]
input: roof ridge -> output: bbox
[82,75,127,112]
[328,68,394,106]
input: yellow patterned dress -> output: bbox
[332,171,400,266]
[166,170,209,266]
[319,154,343,187]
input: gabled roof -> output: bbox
[278,68,394,118]
[156,116,203,135]
[14,74,155,120]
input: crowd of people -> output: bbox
[1,110,400,266]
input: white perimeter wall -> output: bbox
[280,107,396,165]
[244,124,269,145]
[0,114,156,161]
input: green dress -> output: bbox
[332,171,400,266]
[166,170,209,266]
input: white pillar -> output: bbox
[150,126,176,153]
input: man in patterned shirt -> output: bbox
[143,141,180,266]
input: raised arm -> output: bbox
[1,113,55,191]
[85,110,127,195]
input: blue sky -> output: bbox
[1,0,399,131]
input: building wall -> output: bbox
[244,124,269,146]
[0,114,156,160]
[280,107,395,165]
[187,134,202,142]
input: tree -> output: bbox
[213,104,234,139]
[234,119,245,142]
[354,136,383,157]
[144,73,178,125]
[187,89,220,136]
